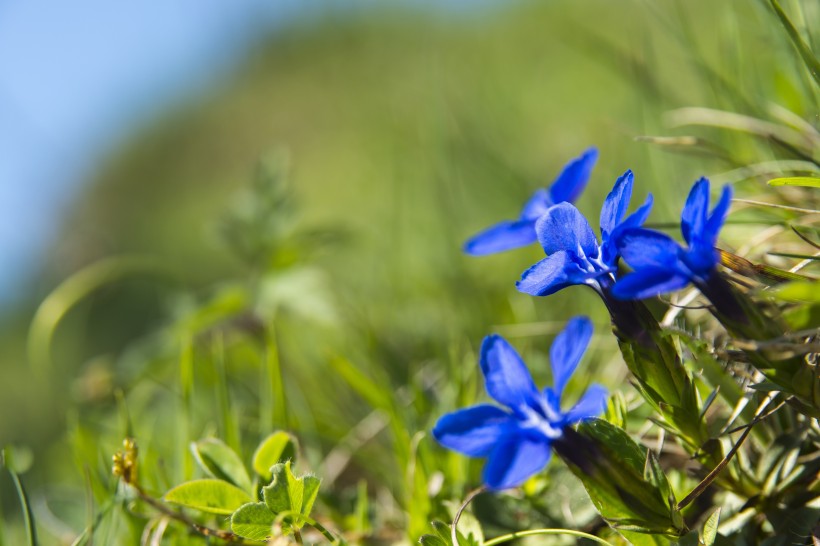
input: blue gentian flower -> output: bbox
[463,148,598,255]
[516,170,653,297]
[612,177,732,300]
[432,317,607,490]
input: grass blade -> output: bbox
[769,0,820,86]
[3,463,37,546]
[768,176,820,188]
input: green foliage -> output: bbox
[2,0,819,544]
[1,450,36,546]
[262,461,321,532]
[164,479,252,515]
[554,420,685,537]
[419,520,481,546]
[191,438,253,492]
[230,503,277,542]
[252,432,298,481]
[768,176,820,188]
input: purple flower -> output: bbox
[432,317,607,490]
[516,170,653,297]
[612,177,732,300]
[463,148,598,255]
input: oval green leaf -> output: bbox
[253,432,298,481]
[164,479,252,515]
[192,438,252,492]
[231,502,277,541]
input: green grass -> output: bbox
[1,0,817,543]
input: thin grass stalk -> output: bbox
[179,337,194,481]
[213,333,239,451]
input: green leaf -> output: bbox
[231,502,277,542]
[553,421,684,536]
[769,281,820,303]
[192,438,252,492]
[767,176,820,188]
[253,432,298,481]
[784,303,820,330]
[351,479,371,535]
[604,391,628,429]
[164,479,252,515]
[262,461,321,531]
[768,0,820,87]
[443,501,484,546]
[673,531,700,546]
[419,533,449,546]
[420,520,479,546]
[700,508,720,545]
[621,529,670,546]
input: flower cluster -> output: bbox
[613,178,732,300]
[515,169,653,298]
[435,148,737,490]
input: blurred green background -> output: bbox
[1,0,816,543]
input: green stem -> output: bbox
[6,468,37,546]
[179,336,194,481]
[451,486,485,546]
[263,324,287,431]
[484,529,614,546]
[273,511,340,544]
[307,520,339,544]
[213,333,239,451]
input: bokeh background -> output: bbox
[1,0,816,543]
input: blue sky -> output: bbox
[0,0,320,303]
[0,0,502,304]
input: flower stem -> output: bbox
[483,529,614,546]
[451,486,485,546]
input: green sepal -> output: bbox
[552,420,686,537]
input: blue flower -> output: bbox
[432,317,607,490]
[463,148,598,255]
[516,170,653,297]
[612,177,732,300]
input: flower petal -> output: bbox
[535,203,599,258]
[601,192,654,266]
[463,219,537,256]
[520,189,552,221]
[704,183,732,246]
[516,251,588,297]
[549,316,593,400]
[599,170,633,239]
[618,229,684,270]
[548,147,598,205]
[433,405,516,457]
[480,335,540,413]
[562,384,608,424]
[681,178,709,245]
[619,193,654,232]
[611,267,692,300]
[482,430,552,490]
